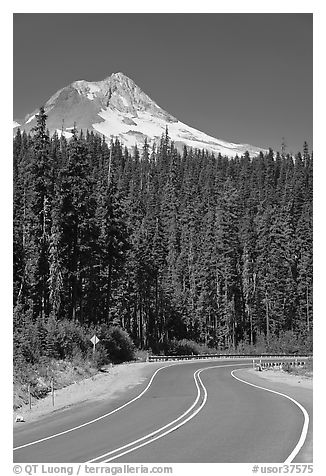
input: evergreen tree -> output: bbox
[24,107,52,319]
[13,120,313,358]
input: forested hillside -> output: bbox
[13,108,313,367]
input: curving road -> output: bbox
[13,359,312,463]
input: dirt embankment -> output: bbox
[14,361,163,425]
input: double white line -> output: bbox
[86,363,249,463]
[88,364,310,463]
[14,361,309,464]
[14,363,177,451]
[14,360,247,452]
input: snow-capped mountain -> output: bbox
[14,72,265,157]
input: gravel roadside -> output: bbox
[14,361,165,426]
[246,368,313,389]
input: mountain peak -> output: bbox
[14,73,266,157]
[68,72,176,122]
[109,71,132,81]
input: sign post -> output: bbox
[90,334,100,355]
[28,384,31,410]
[51,378,54,406]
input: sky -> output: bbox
[13,13,312,153]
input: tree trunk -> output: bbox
[249,305,253,346]
[306,282,310,332]
[265,289,270,343]
[139,294,143,348]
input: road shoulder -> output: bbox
[234,367,313,463]
[246,368,313,390]
[14,361,165,426]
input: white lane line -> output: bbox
[87,368,203,463]
[14,358,252,451]
[102,369,207,463]
[231,369,310,464]
[89,363,250,463]
[13,363,176,451]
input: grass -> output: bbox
[13,357,98,411]
[13,348,147,411]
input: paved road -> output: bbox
[13,359,312,463]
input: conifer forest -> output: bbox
[13,109,313,368]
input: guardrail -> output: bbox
[148,353,312,363]
[253,359,308,371]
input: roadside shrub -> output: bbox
[135,349,149,362]
[55,319,89,359]
[13,305,41,364]
[97,325,135,363]
[168,339,201,356]
[91,344,110,369]
[13,308,92,365]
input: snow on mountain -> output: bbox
[25,114,36,124]
[13,72,265,157]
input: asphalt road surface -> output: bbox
[13,359,312,463]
